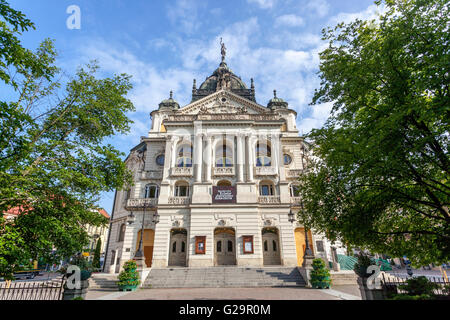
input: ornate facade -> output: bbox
[104,48,343,273]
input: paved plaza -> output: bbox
[85,285,362,300]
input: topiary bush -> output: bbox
[117,260,140,289]
[310,258,332,289]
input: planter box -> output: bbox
[63,280,89,300]
[118,284,138,292]
[357,277,385,300]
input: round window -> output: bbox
[284,154,292,165]
[156,154,165,166]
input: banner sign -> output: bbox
[212,186,236,204]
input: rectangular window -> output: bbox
[243,236,254,254]
[316,240,324,252]
[195,236,206,254]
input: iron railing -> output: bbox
[0,276,65,301]
[381,273,450,297]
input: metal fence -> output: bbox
[381,273,450,297]
[0,276,65,301]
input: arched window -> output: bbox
[273,240,277,251]
[264,240,268,251]
[144,184,159,198]
[256,141,271,167]
[260,182,275,196]
[227,240,233,252]
[177,145,193,168]
[290,184,300,197]
[181,241,186,253]
[217,180,232,187]
[172,241,177,253]
[215,142,233,167]
[118,224,126,242]
[174,181,190,197]
[217,241,222,252]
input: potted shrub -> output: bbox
[310,258,332,289]
[354,252,384,300]
[117,260,140,291]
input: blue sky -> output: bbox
[6,0,385,214]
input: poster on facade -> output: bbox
[212,186,236,203]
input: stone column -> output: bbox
[194,134,203,183]
[246,135,255,182]
[272,134,280,169]
[205,135,212,182]
[236,134,244,182]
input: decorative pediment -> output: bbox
[180,90,268,115]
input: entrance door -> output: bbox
[294,228,314,266]
[168,232,187,267]
[262,231,281,265]
[136,229,155,267]
[214,229,236,266]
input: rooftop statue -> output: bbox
[220,38,226,62]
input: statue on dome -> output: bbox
[220,38,226,62]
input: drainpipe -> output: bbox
[102,190,117,273]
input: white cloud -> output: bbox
[166,0,202,34]
[329,4,387,25]
[274,14,304,27]
[306,0,330,18]
[247,0,276,9]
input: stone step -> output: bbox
[144,267,306,289]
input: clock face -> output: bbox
[156,154,165,166]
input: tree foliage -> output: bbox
[298,0,449,266]
[0,1,134,279]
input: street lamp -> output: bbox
[288,209,295,223]
[133,202,159,266]
[299,200,313,257]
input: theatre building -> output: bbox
[104,49,343,275]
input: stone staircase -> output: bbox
[143,267,306,288]
[88,273,119,290]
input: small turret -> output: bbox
[267,90,288,110]
[158,91,180,110]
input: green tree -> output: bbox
[0,1,134,279]
[92,239,102,269]
[298,0,449,267]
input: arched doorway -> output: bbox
[168,229,187,267]
[294,228,314,266]
[214,228,236,266]
[136,229,155,267]
[262,227,281,265]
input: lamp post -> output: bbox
[299,200,313,257]
[132,202,159,270]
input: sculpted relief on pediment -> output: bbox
[180,91,266,115]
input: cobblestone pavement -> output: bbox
[86,286,361,301]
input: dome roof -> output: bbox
[199,62,248,91]
[268,90,288,109]
[158,91,180,110]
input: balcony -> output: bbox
[170,167,193,177]
[254,166,277,176]
[213,166,235,177]
[286,169,303,179]
[141,170,163,180]
[126,198,158,210]
[258,196,281,204]
[290,196,302,205]
[168,197,191,205]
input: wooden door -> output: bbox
[144,246,153,267]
